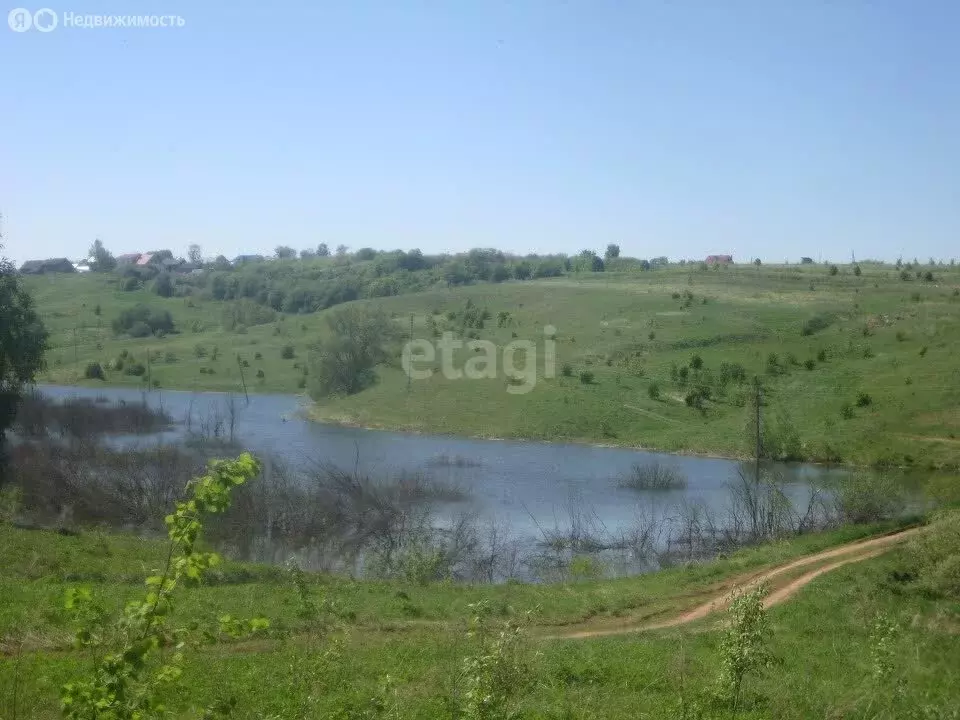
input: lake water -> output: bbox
[37,385,846,550]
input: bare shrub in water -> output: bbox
[619,462,687,491]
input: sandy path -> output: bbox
[547,527,919,640]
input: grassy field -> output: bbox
[26,261,960,466]
[1,518,957,718]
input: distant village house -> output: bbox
[19,258,77,274]
[705,254,733,265]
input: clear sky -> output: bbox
[3,1,959,266]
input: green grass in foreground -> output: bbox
[1,519,957,718]
[26,262,960,466]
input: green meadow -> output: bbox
[27,261,960,467]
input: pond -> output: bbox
[36,384,846,553]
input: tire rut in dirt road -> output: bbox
[545,527,919,641]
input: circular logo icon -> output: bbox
[8,7,32,31]
[33,7,57,31]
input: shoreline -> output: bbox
[34,381,902,470]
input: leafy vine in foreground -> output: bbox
[61,453,266,720]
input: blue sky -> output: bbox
[3,1,959,266]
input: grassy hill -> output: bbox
[2,518,957,718]
[25,260,960,467]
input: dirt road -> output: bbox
[547,526,919,640]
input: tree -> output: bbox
[605,243,620,260]
[308,307,396,398]
[299,248,316,260]
[0,250,48,482]
[275,246,296,260]
[187,244,203,265]
[89,239,116,272]
[335,244,349,257]
[153,272,174,298]
[854,264,862,276]
[317,243,330,257]
[576,250,604,272]
[754,258,762,266]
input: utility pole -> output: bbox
[236,353,249,405]
[754,376,763,486]
[407,313,414,393]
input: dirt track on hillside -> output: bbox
[546,527,919,640]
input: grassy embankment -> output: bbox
[27,262,960,466]
[4,517,959,719]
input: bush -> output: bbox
[924,270,935,282]
[919,345,928,357]
[835,473,902,523]
[854,264,862,276]
[909,509,960,598]
[647,382,661,400]
[84,362,105,380]
[817,349,827,362]
[619,462,685,491]
[113,304,175,337]
[803,359,815,371]
[256,369,265,379]
[856,391,873,407]
[900,270,911,281]
[684,385,711,409]
[124,361,146,377]
[801,313,834,336]
[840,403,855,419]
[281,344,295,360]
[128,321,153,338]
[578,370,594,385]
[560,363,573,377]
[122,276,140,292]
[829,264,839,276]
[153,272,174,297]
[690,353,703,370]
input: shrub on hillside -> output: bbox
[281,344,295,360]
[560,363,573,377]
[123,361,146,377]
[84,362,105,380]
[828,264,839,276]
[803,359,815,371]
[578,370,594,385]
[113,304,175,337]
[856,391,873,407]
[153,272,174,297]
[128,321,152,338]
[800,313,835,336]
[221,299,276,331]
[647,382,661,400]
